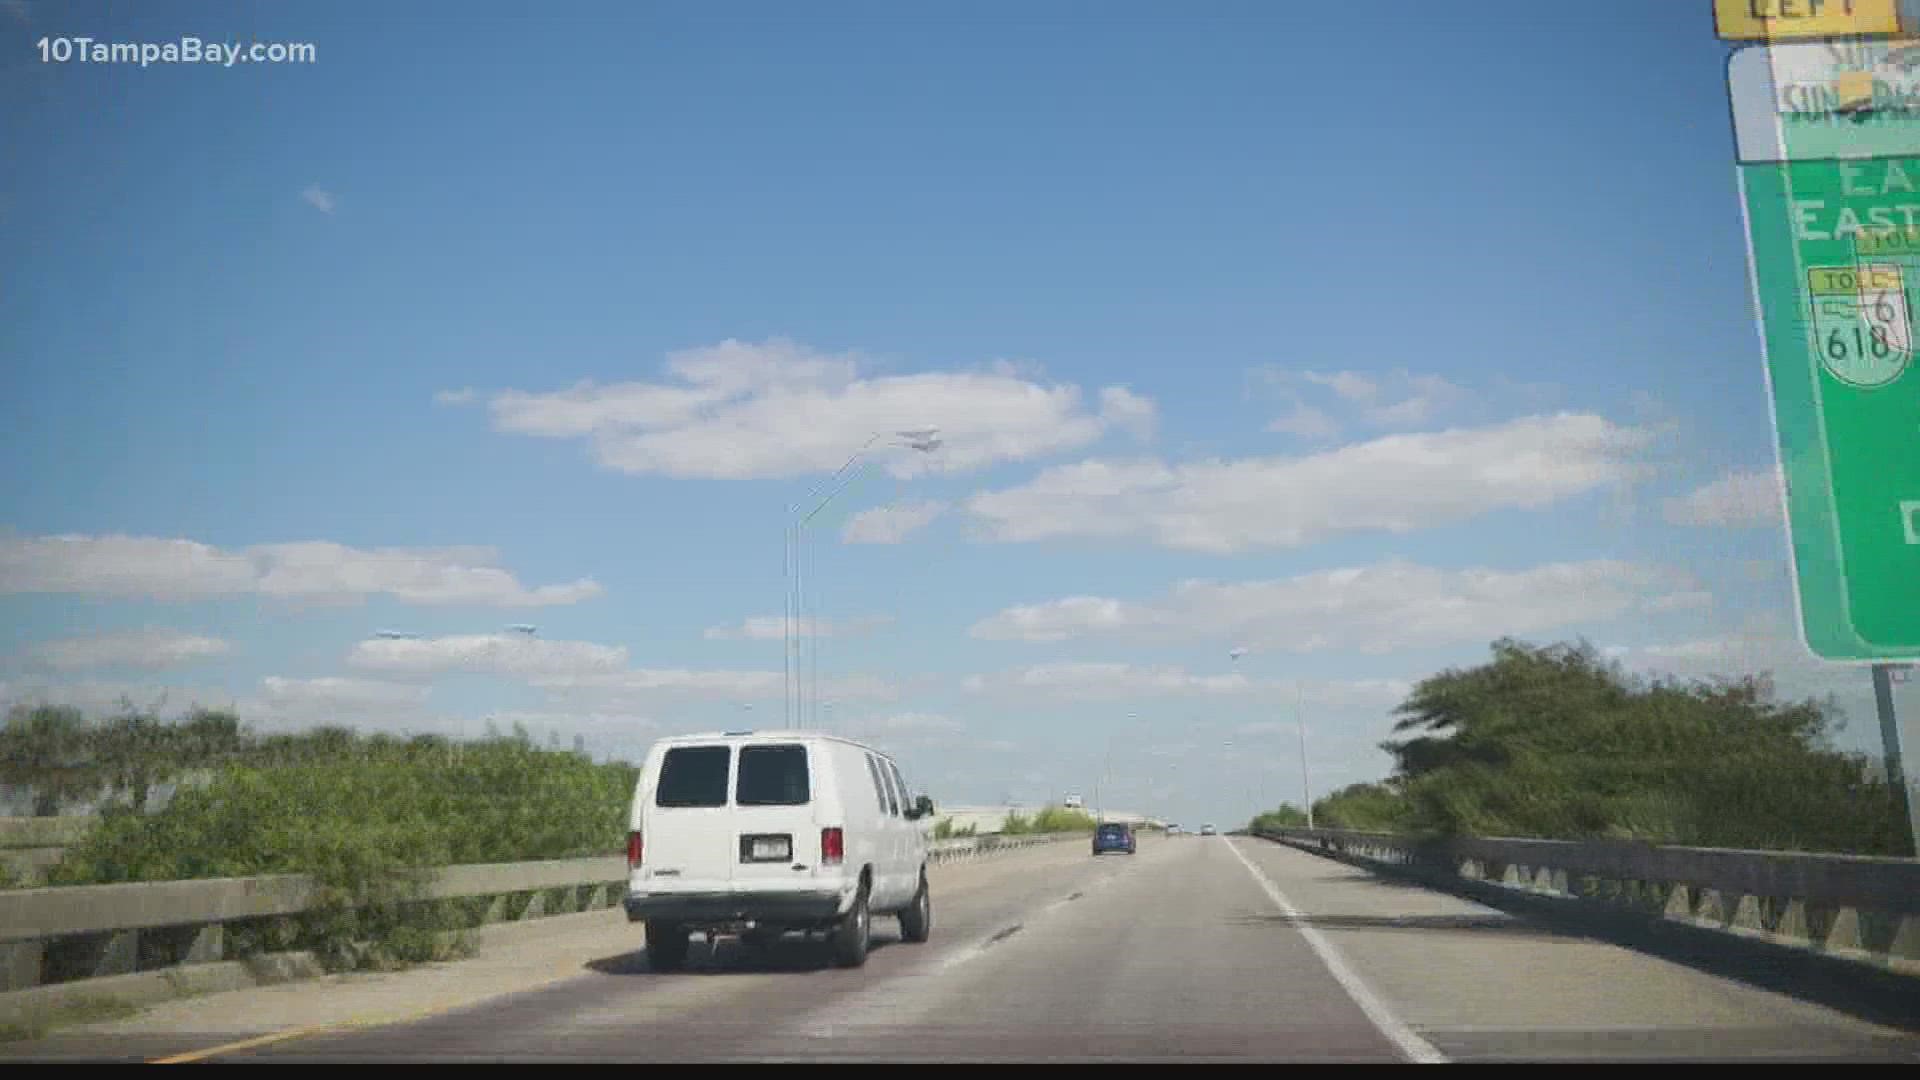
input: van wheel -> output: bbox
[645,921,690,972]
[832,889,871,968]
[898,874,932,943]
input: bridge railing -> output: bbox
[1253,827,1920,978]
[1,830,1092,999]
[926,831,1091,864]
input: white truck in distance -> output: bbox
[624,731,934,970]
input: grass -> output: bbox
[0,995,142,1044]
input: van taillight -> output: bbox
[627,831,643,869]
[821,827,845,866]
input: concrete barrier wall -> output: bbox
[0,818,94,887]
[2,835,1086,998]
[1257,827,1920,979]
[926,832,1091,864]
[0,857,628,995]
[0,819,93,850]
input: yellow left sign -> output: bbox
[1714,0,1902,40]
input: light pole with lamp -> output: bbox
[1231,646,1314,829]
[1094,711,1145,824]
[784,428,942,730]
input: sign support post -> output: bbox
[1873,664,1920,855]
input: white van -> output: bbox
[623,730,934,970]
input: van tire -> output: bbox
[645,921,690,972]
[898,874,932,943]
[832,889,871,968]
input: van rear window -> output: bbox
[655,746,730,807]
[737,745,809,806]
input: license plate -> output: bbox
[750,837,790,861]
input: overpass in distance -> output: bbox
[933,805,1163,833]
[2,829,1914,1063]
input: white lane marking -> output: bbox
[1226,838,1449,1065]
[938,876,1105,974]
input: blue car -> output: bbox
[1092,822,1136,855]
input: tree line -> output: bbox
[0,700,600,819]
[1251,637,1912,857]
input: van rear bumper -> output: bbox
[624,889,849,927]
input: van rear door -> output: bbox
[644,743,735,891]
[730,742,819,887]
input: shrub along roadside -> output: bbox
[1247,637,1908,857]
[930,818,979,839]
[1000,806,1098,835]
[45,729,638,973]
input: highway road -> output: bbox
[7,835,1918,1063]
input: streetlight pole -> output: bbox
[783,429,941,730]
[1874,663,1918,857]
[1296,680,1314,830]
[1231,646,1314,828]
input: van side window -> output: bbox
[737,745,809,806]
[864,754,890,814]
[888,761,912,811]
[877,756,901,817]
[656,746,730,808]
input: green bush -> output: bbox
[1001,805,1097,835]
[1379,637,1909,855]
[1248,804,1310,833]
[930,818,979,840]
[1312,783,1413,832]
[48,728,638,971]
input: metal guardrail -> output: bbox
[1,832,1093,996]
[1255,827,1920,978]
[0,818,93,888]
[926,832,1092,863]
[0,856,628,994]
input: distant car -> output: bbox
[1166,824,1182,836]
[1200,823,1217,836]
[1092,821,1137,855]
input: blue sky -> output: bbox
[2,1,1910,826]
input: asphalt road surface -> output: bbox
[10,835,1919,1063]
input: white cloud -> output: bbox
[1266,405,1343,440]
[1302,370,1381,403]
[347,634,629,678]
[1098,386,1158,440]
[23,629,232,671]
[971,597,1140,643]
[301,185,336,214]
[965,413,1653,553]
[1264,368,1474,433]
[960,663,1411,706]
[703,615,893,640]
[258,675,428,709]
[234,676,458,735]
[532,668,896,703]
[434,388,478,406]
[969,558,1699,654]
[1642,590,1715,614]
[879,712,967,735]
[0,533,601,607]
[842,502,948,544]
[480,338,1157,480]
[1601,622,1860,698]
[0,680,234,717]
[1663,466,1783,528]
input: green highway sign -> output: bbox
[1729,43,1920,661]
